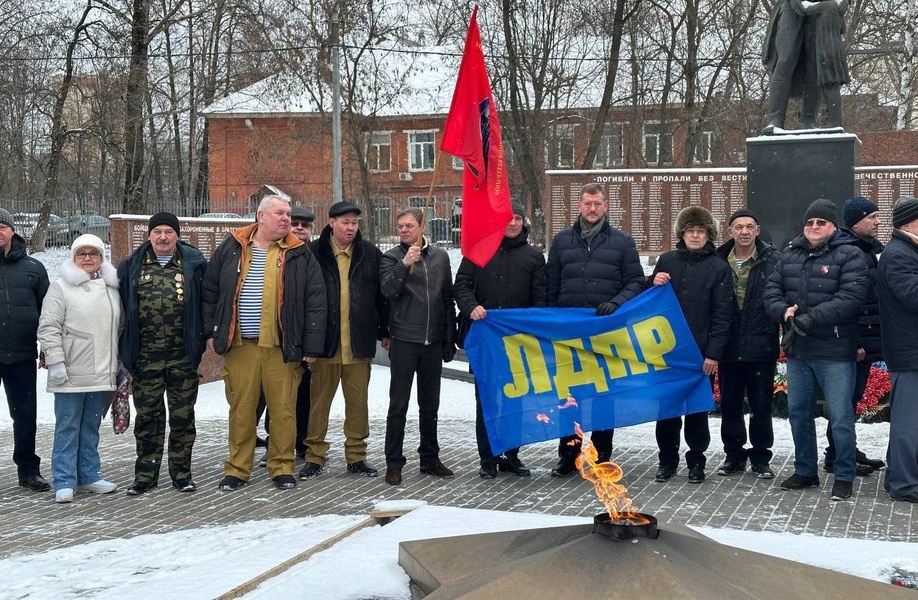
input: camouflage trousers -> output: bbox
[131,353,199,484]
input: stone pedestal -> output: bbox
[746,133,860,250]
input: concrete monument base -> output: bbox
[399,519,911,599]
[746,132,860,250]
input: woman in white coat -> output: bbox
[38,234,123,503]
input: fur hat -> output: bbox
[71,233,106,260]
[803,198,837,225]
[843,197,879,228]
[675,206,717,242]
[893,196,918,228]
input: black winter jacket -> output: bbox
[118,240,208,374]
[716,238,780,363]
[764,230,867,361]
[652,241,734,361]
[454,227,546,347]
[202,224,326,362]
[308,226,389,359]
[546,219,645,308]
[838,228,883,361]
[877,231,918,372]
[0,235,49,364]
[380,239,455,346]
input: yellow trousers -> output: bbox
[222,340,303,479]
[305,360,371,465]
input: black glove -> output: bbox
[595,301,619,316]
[442,341,456,363]
[793,312,814,333]
[781,318,798,355]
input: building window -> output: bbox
[373,196,392,238]
[546,124,575,168]
[643,122,673,164]
[407,196,435,222]
[366,132,391,172]
[694,129,714,164]
[408,131,436,171]
[452,155,463,170]
[595,122,623,167]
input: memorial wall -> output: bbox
[546,166,918,252]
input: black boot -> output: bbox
[800,83,821,129]
[823,85,843,129]
[762,79,792,134]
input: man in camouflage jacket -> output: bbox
[118,212,207,495]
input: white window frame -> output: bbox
[546,124,575,168]
[366,131,392,172]
[694,129,714,164]
[407,130,437,171]
[643,122,673,164]
[595,122,624,167]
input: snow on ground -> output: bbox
[1,245,911,599]
[0,503,913,600]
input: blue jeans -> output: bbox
[786,358,856,481]
[52,391,108,491]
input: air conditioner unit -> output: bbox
[398,172,413,181]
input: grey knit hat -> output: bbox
[0,208,14,231]
[893,197,918,228]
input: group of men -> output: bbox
[2,187,917,504]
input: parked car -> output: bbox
[48,214,111,246]
[12,213,42,242]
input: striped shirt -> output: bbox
[238,247,266,338]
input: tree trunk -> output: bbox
[31,2,93,252]
[122,0,150,213]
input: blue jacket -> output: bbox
[878,231,918,372]
[764,229,867,361]
[0,234,49,364]
[546,219,645,308]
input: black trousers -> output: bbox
[825,358,870,458]
[0,360,42,479]
[385,339,442,468]
[558,430,614,463]
[718,360,775,466]
[475,384,519,465]
[256,367,311,456]
[656,411,710,469]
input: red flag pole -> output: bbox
[409,149,446,273]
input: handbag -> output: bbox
[105,369,132,434]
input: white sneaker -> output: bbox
[55,488,74,503]
[76,479,118,494]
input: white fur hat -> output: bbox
[70,233,106,259]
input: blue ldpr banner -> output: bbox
[463,284,714,455]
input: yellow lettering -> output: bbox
[632,316,676,369]
[590,328,649,378]
[502,334,552,398]
[552,339,609,399]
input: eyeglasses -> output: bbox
[76,251,101,259]
[291,221,310,228]
[804,219,829,228]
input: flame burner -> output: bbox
[592,513,659,541]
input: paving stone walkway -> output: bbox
[0,414,912,560]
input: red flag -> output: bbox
[440,5,512,267]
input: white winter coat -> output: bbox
[37,260,123,393]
